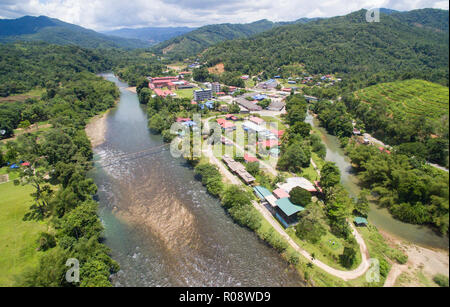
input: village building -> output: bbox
[277,177,317,193]
[211,82,221,93]
[249,116,265,125]
[354,217,369,227]
[274,198,304,227]
[273,188,290,199]
[194,88,213,102]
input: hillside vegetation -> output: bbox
[152,19,282,60]
[103,26,195,44]
[0,16,151,49]
[0,42,111,97]
[355,79,449,124]
[201,9,449,86]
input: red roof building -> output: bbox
[216,118,227,126]
[271,129,285,138]
[273,188,290,199]
[249,116,265,125]
[258,139,280,148]
[176,117,191,123]
[221,122,236,130]
[154,88,173,97]
[244,154,259,163]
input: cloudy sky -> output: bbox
[0,0,448,31]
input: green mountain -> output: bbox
[102,26,196,44]
[200,9,449,85]
[0,42,111,97]
[391,8,449,32]
[152,19,286,60]
[0,16,152,49]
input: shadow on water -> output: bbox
[306,111,449,251]
[89,73,305,287]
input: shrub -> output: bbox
[433,274,449,287]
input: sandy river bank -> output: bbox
[382,230,449,287]
[85,110,110,148]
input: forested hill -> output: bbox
[391,8,449,32]
[201,9,449,86]
[0,16,151,49]
[103,26,196,44]
[152,19,286,60]
[0,42,111,97]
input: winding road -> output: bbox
[201,115,371,281]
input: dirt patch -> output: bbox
[0,95,38,103]
[162,43,177,54]
[208,63,225,75]
[126,87,137,93]
[0,174,9,183]
[381,230,449,287]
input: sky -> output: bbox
[0,0,448,31]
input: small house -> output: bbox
[354,217,369,227]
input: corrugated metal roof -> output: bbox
[275,198,304,217]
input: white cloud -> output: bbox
[0,0,447,30]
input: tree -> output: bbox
[138,88,152,105]
[354,189,370,217]
[295,205,327,244]
[229,103,240,114]
[15,161,54,221]
[193,67,210,82]
[246,162,260,176]
[321,162,341,189]
[290,187,311,206]
[340,247,357,268]
[277,140,311,172]
[222,185,252,209]
[289,122,311,138]
[18,120,31,129]
[287,104,306,125]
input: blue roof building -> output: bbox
[252,94,268,101]
[253,186,272,200]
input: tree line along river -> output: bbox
[305,112,449,251]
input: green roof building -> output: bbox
[275,198,305,216]
[354,217,369,226]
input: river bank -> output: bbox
[381,230,449,287]
[85,110,110,148]
[305,111,449,286]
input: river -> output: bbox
[89,73,304,287]
[305,112,449,251]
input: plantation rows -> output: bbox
[356,79,449,122]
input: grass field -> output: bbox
[0,168,48,286]
[355,79,449,123]
[174,87,199,99]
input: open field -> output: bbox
[174,87,199,99]
[0,168,48,286]
[355,79,449,123]
[0,88,45,103]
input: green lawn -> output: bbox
[0,170,48,286]
[174,87,199,99]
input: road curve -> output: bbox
[201,116,371,281]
